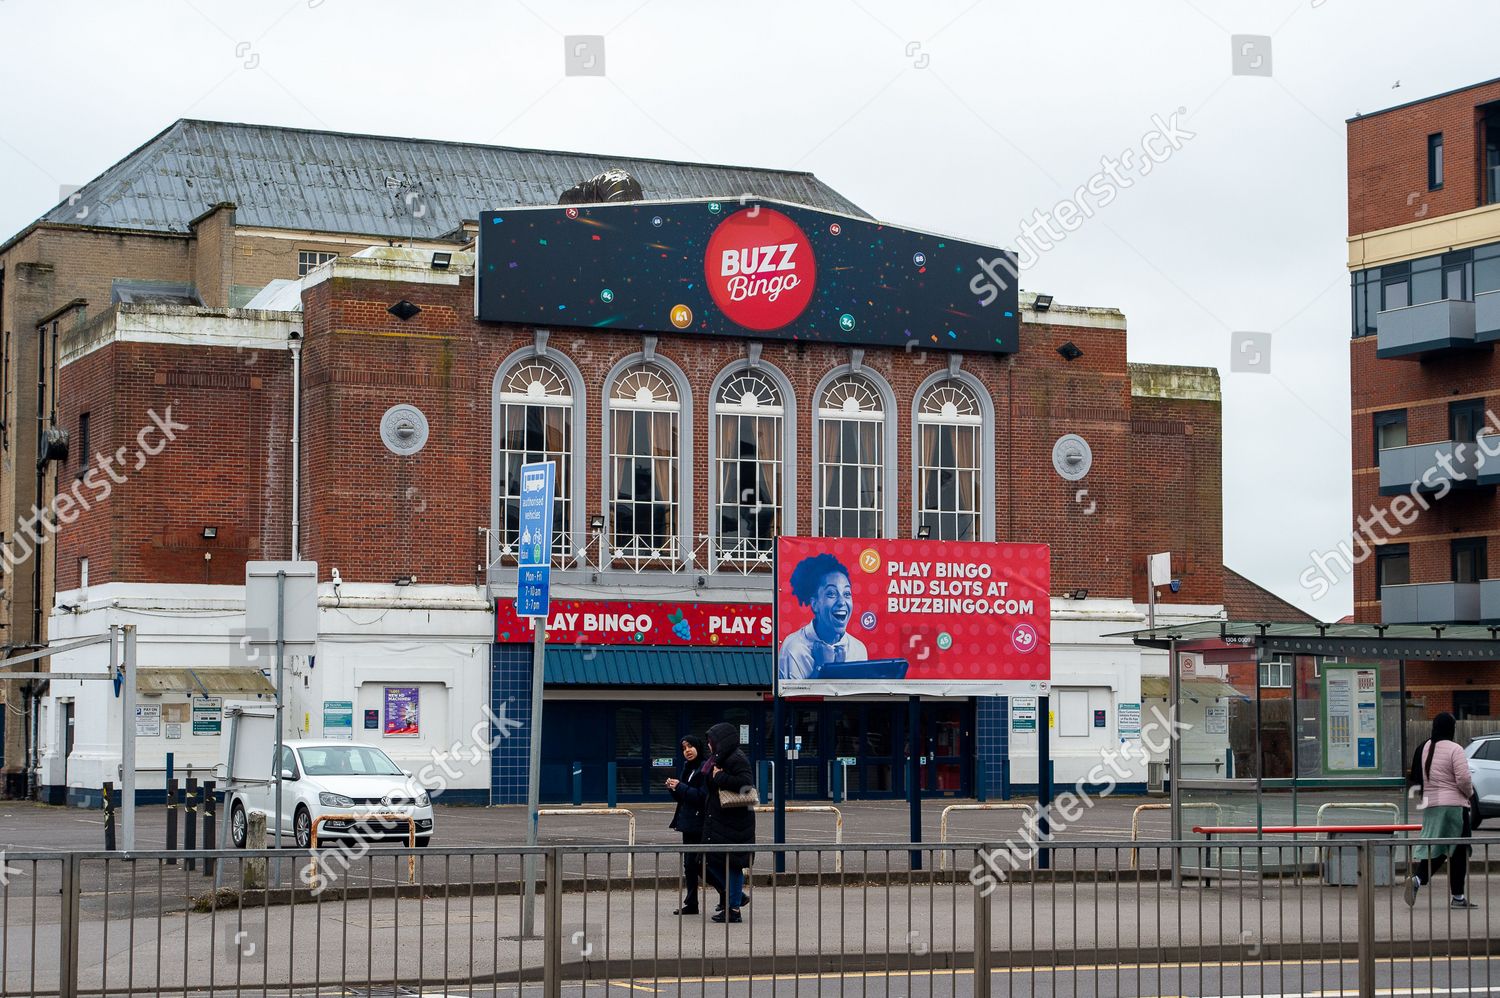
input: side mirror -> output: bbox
[402,770,413,779]
[280,768,297,782]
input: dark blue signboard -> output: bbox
[476,198,1019,355]
[516,565,551,619]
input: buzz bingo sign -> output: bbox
[774,537,1050,696]
[476,198,1020,354]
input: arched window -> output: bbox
[497,358,572,562]
[817,374,885,538]
[714,370,783,562]
[609,364,680,558]
[916,379,983,541]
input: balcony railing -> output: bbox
[1376,298,1480,359]
[491,531,776,576]
[1478,290,1500,344]
[1377,439,1485,496]
[1381,581,1481,624]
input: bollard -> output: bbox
[243,811,267,890]
[606,762,617,809]
[758,760,773,804]
[202,781,217,877]
[165,751,174,785]
[571,762,583,807]
[1001,757,1011,801]
[165,778,179,865]
[831,760,843,803]
[184,778,198,872]
[976,757,987,803]
[103,782,116,851]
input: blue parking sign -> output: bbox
[516,461,555,617]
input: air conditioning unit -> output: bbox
[1148,761,1166,793]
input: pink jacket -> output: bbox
[1418,739,1474,809]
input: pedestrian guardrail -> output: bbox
[1317,801,1402,827]
[537,806,636,874]
[753,804,843,870]
[937,803,1034,869]
[2,837,1492,998]
[1130,801,1223,868]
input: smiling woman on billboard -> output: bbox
[778,553,870,680]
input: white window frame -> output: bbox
[297,250,337,277]
[1259,654,1293,689]
[814,366,898,539]
[711,367,787,567]
[815,374,887,539]
[495,357,575,565]
[914,376,986,542]
[602,357,691,568]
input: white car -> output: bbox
[228,740,435,848]
[1462,734,1500,829]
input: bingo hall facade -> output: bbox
[14,122,1223,805]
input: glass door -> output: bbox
[789,706,824,798]
[918,702,972,797]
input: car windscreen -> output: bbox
[297,745,403,777]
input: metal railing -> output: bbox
[753,804,843,870]
[1130,800,1223,868]
[537,807,636,874]
[3,838,1499,998]
[937,802,1034,869]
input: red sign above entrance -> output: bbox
[495,599,773,647]
[704,207,817,331]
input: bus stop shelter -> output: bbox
[1112,620,1500,843]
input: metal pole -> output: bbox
[1038,694,1052,870]
[522,617,547,936]
[1168,636,1181,888]
[59,853,81,998]
[543,847,563,998]
[773,691,786,873]
[908,694,922,870]
[120,625,137,851]
[1357,841,1375,997]
[1398,658,1409,824]
[973,845,993,998]
[274,570,286,851]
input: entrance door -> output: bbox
[918,703,972,797]
[788,706,824,798]
[831,703,899,798]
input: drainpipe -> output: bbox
[289,333,302,561]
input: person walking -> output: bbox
[702,721,756,923]
[664,734,709,915]
[1404,712,1479,909]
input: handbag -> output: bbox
[718,785,759,809]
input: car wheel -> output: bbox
[230,801,248,848]
[1473,794,1485,830]
[294,806,313,848]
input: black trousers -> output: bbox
[1416,808,1472,896]
[680,830,703,903]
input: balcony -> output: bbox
[1381,582,1481,624]
[1482,580,1500,621]
[1477,290,1500,343]
[1377,439,1483,496]
[1376,298,1481,359]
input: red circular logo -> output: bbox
[703,208,816,331]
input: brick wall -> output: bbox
[58,268,1225,606]
[1348,78,1500,236]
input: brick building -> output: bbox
[1346,77,1500,720]
[2,120,1227,808]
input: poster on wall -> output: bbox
[1117,702,1142,741]
[1011,697,1038,732]
[1322,664,1381,773]
[135,704,161,737]
[384,687,420,737]
[191,696,222,735]
[477,198,1020,355]
[774,537,1050,696]
[1206,704,1229,735]
[323,700,354,740]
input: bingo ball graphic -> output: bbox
[565,207,579,219]
[936,632,953,651]
[828,222,842,235]
[857,548,881,574]
[704,208,816,331]
[859,611,877,631]
[1011,623,1039,654]
[670,304,693,329]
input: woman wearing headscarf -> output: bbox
[1404,712,1479,909]
[702,721,756,923]
[664,734,709,915]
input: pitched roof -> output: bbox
[1222,567,1318,623]
[26,119,865,243]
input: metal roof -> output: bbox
[1140,676,1248,700]
[545,647,770,687]
[28,119,866,243]
[136,667,275,697]
[1107,620,1500,661]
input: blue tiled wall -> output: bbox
[491,643,533,804]
[976,695,1009,797]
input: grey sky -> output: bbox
[3,0,1496,620]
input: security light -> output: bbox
[202,526,217,539]
[1057,342,1084,362]
[917,525,931,540]
[1034,294,1054,311]
[431,252,452,270]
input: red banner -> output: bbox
[774,537,1051,695]
[495,599,772,647]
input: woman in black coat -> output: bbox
[702,721,756,923]
[664,734,709,914]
